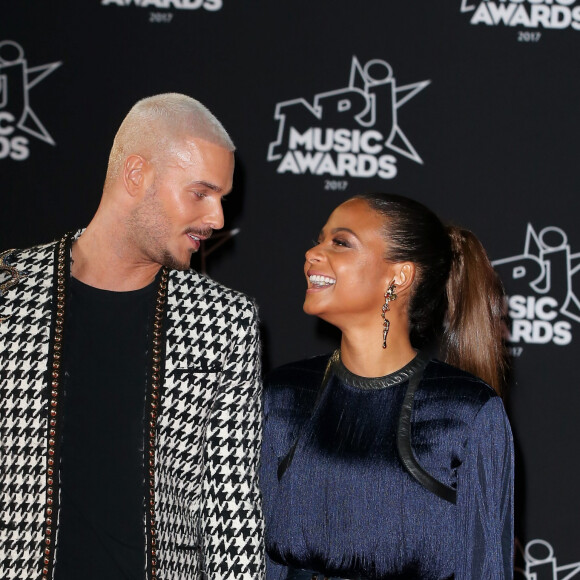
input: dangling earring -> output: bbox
[381,281,397,349]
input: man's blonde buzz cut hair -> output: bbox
[105,93,235,186]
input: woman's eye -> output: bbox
[332,237,349,247]
[193,191,206,199]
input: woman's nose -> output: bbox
[305,244,322,263]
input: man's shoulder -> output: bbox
[2,238,57,262]
[0,238,59,285]
[168,269,257,313]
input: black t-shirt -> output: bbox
[54,276,157,579]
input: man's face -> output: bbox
[129,137,234,270]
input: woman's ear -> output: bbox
[390,262,416,292]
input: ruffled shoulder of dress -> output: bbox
[421,358,498,406]
[265,353,332,392]
[263,354,333,421]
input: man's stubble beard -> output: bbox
[160,248,190,271]
[127,184,192,272]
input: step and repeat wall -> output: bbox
[3,1,579,576]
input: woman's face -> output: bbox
[303,198,394,329]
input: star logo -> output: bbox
[0,40,62,146]
[267,56,430,180]
[493,224,580,325]
[460,0,477,13]
[515,538,580,579]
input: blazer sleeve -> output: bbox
[455,395,514,579]
[199,300,265,579]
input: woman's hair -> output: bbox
[354,192,507,394]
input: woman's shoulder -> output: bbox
[420,358,499,408]
[416,360,510,456]
[265,353,332,390]
[263,353,333,421]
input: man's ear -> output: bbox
[123,155,149,197]
[390,262,416,292]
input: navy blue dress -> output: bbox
[261,353,514,579]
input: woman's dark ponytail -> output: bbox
[355,192,507,394]
[442,226,507,394]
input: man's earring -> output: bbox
[381,281,397,349]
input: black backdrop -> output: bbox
[3,1,580,576]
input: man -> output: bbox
[0,93,264,579]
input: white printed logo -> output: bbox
[492,224,580,352]
[515,539,580,579]
[101,0,223,12]
[461,0,580,30]
[0,41,61,161]
[267,56,430,181]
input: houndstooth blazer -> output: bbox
[0,234,265,580]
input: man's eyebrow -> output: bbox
[189,180,223,193]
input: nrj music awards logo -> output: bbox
[267,57,430,180]
[0,40,61,161]
[101,0,223,11]
[460,0,580,30]
[493,224,580,351]
[515,538,580,579]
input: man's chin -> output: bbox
[160,251,192,271]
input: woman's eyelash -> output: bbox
[310,237,350,247]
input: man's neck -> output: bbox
[70,228,162,292]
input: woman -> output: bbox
[261,193,514,579]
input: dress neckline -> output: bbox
[331,350,427,390]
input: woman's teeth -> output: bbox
[309,275,336,287]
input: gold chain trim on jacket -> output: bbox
[147,266,169,577]
[40,234,169,580]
